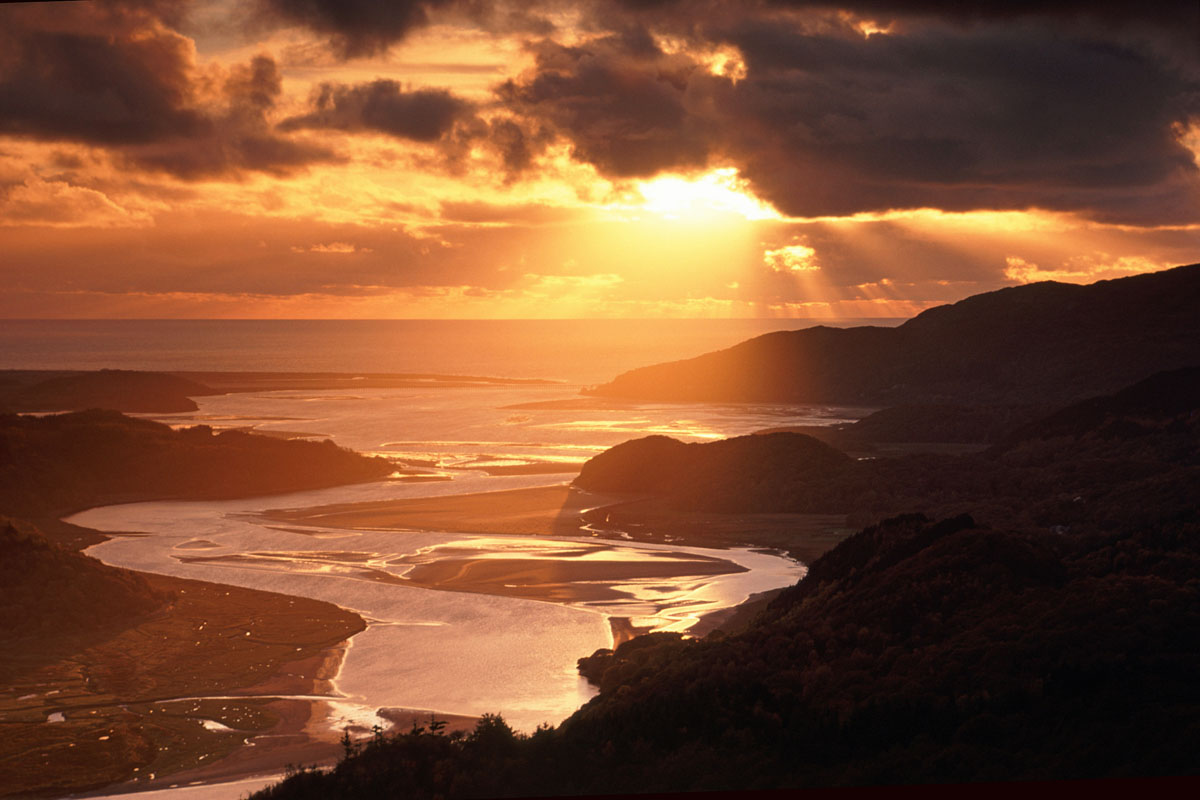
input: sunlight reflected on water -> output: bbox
[74,384,840,734]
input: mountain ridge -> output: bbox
[586,264,1200,406]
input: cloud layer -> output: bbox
[2,0,1198,317]
[496,1,1200,223]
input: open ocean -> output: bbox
[0,318,905,384]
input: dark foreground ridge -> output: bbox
[586,263,1200,406]
[249,368,1200,796]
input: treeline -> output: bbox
[0,369,214,413]
[574,368,1200,536]
[0,409,393,520]
[0,518,168,645]
[250,367,1200,795]
[252,519,1200,795]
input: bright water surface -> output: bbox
[17,319,890,796]
[74,384,855,733]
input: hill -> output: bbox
[573,432,852,513]
[0,518,168,644]
[0,370,215,413]
[576,368,1200,533]
[0,412,388,796]
[586,264,1200,406]
[0,409,394,522]
[247,368,1200,797]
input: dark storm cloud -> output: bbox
[614,0,1200,30]
[497,36,711,177]
[262,0,558,58]
[777,1,1200,30]
[122,53,339,179]
[499,2,1200,223]
[262,0,459,58]
[718,22,1200,222]
[0,19,206,145]
[281,81,475,142]
[483,117,551,175]
[0,4,337,180]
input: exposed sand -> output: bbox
[261,484,601,538]
[12,484,844,797]
[261,484,853,564]
[398,550,746,604]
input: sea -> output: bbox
[3,318,905,798]
[0,318,903,384]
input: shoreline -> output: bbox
[0,560,366,799]
[256,483,832,640]
[8,483,831,797]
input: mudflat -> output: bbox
[0,574,363,797]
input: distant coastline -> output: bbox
[0,318,906,385]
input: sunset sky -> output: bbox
[2,0,1198,319]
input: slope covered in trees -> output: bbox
[0,409,393,521]
[574,368,1200,534]
[249,369,1200,796]
[0,370,215,413]
[587,264,1200,406]
[0,518,168,644]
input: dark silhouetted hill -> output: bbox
[575,368,1200,534]
[574,432,852,512]
[0,518,168,644]
[765,403,1043,450]
[247,370,1200,795]
[998,366,1200,446]
[587,264,1200,406]
[0,369,215,413]
[0,409,394,519]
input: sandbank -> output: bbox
[260,484,854,563]
[261,484,602,538]
[11,484,845,796]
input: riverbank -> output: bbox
[13,483,823,796]
[259,484,851,557]
[0,570,363,798]
[257,484,845,635]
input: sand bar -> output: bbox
[260,484,853,563]
[260,484,603,538]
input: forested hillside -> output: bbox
[250,368,1200,797]
[0,409,393,521]
[587,265,1200,406]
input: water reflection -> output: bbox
[76,496,803,733]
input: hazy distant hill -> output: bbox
[998,366,1200,446]
[587,264,1200,406]
[0,369,215,413]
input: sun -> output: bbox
[623,168,782,223]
